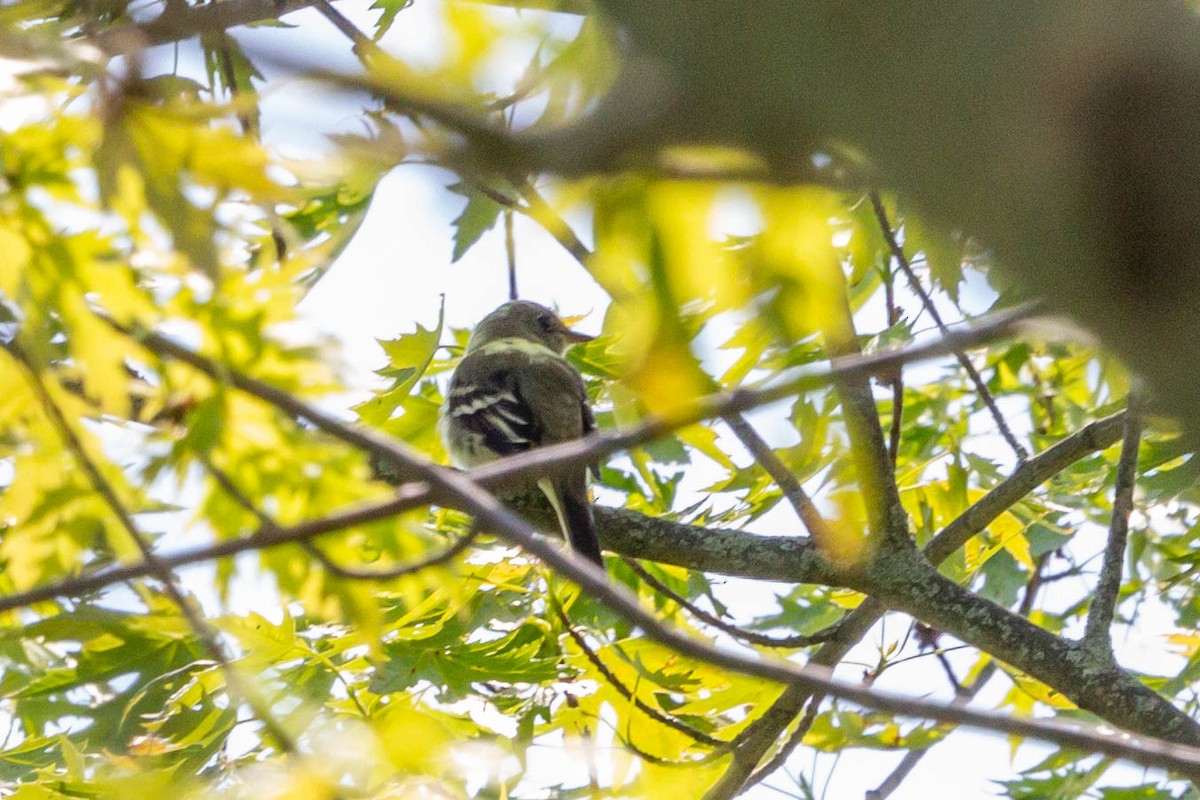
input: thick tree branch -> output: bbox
[703,410,1129,797]
[1083,396,1144,654]
[866,550,1200,749]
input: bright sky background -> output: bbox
[1,1,1183,797]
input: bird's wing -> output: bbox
[445,354,538,458]
[511,353,591,446]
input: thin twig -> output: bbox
[722,413,832,541]
[505,209,518,300]
[883,266,905,466]
[311,0,381,57]
[869,191,1028,462]
[90,0,325,54]
[743,694,823,790]
[216,40,288,264]
[888,377,904,467]
[516,182,593,265]
[203,457,477,581]
[867,553,1050,799]
[306,0,592,284]
[1083,394,1144,654]
[199,461,376,718]
[622,557,840,648]
[303,534,478,580]
[107,302,1037,502]
[549,596,732,751]
[925,411,1127,564]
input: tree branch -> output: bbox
[1083,395,1144,655]
[702,410,1128,797]
[821,273,910,553]
[89,0,330,55]
[925,411,1127,564]
[622,557,842,648]
[869,191,1029,462]
[867,553,1049,799]
[94,315,1200,776]
[104,302,1035,498]
[722,412,832,541]
[708,274,915,796]
[203,457,477,581]
[550,596,733,751]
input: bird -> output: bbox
[440,300,603,566]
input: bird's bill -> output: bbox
[563,329,594,344]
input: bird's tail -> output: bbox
[538,477,604,566]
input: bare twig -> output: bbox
[925,411,1127,565]
[722,413,832,541]
[869,191,1028,462]
[549,596,732,751]
[868,553,1050,799]
[883,265,905,466]
[622,557,841,648]
[505,209,518,300]
[305,2,591,287]
[215,39,289,264]
[1083,394,1144,654]
[516,183,594,265]
[311,0,380,57]
[303,533,477,580]
[742,694,823,790]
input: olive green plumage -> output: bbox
[441,301,602,566]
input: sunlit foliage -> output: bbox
[0,2,1194,799]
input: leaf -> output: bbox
[449,182,503,262]
[355,302,445,426]
[371,0,412,39]
[901,208,965,302]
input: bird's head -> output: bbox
[467,300,593,354]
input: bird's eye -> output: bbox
[538,314,555,331]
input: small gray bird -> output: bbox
[440,300,602,565]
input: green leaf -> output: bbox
[449,183,503,262]
[371,0,412,39]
